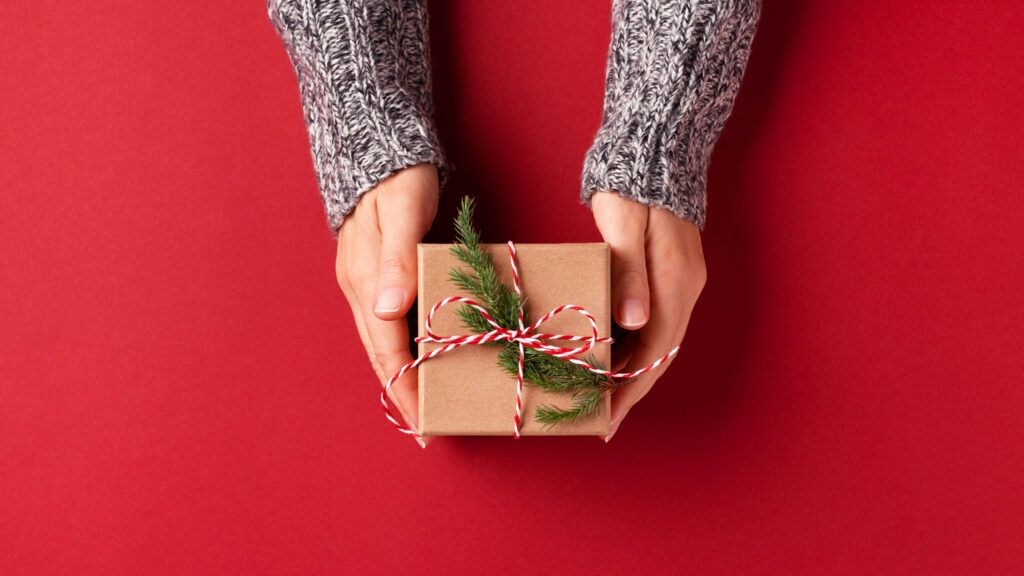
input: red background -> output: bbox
[2,1,1023,574]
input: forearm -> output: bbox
[268,0,446,231]
[582,0,761,229]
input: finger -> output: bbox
[338,214,387,365]
[608,332,684,430]
[340,216,426,445]
[606,315,688,442]
[373,171,438,321]
[592,192,650,330]
[607,211,704,440]
[350,295,431,447]
[609,284,690,423]
[351,232,422,431]
[363,298,421,434]
[609,281,691,422]
[338,218,384,376]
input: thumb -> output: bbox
[373,234,417,320]
[373,182,437,320]
[592,192,650,330]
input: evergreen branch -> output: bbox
[447,196,614,426]
[449,197,522,329]
[535,389,604,425]
[497,348,613,392]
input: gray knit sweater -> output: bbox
[268,0,759,231]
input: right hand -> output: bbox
[591,192,706,441]
[335,164,439,445]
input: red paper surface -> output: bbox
[2,1,1022,574]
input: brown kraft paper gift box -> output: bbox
[417,243,612,437]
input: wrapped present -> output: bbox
[417,242,612,436]
[378,198,678,439]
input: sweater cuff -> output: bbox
[322,105,448,231]
[580,114,709,229]
[268,0,447,233]
[579,0,762,231]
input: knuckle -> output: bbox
[614,261,648,290]
[379,254,411,278]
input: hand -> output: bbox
[591,192,706,441]
[335,164,439,446]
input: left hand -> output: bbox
[591,192,707,441]
[334,165,439,447]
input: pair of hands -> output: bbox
[335,164,705,444]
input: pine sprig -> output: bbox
[448,197,522,330]
[447,197,615,425]
[535,389,604,425]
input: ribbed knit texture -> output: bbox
[582,0,760,228]
[268,0,446,230]
[268,0,759,232]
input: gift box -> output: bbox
[416,243,612,436]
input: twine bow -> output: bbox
[382,241,679,438]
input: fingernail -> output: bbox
[374,287,405,314]
[415,436,427,449]
[618,298,647,328]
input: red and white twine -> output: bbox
[381,241,679,438]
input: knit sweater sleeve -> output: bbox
[581,0,760,229]
[268,0,445,231]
